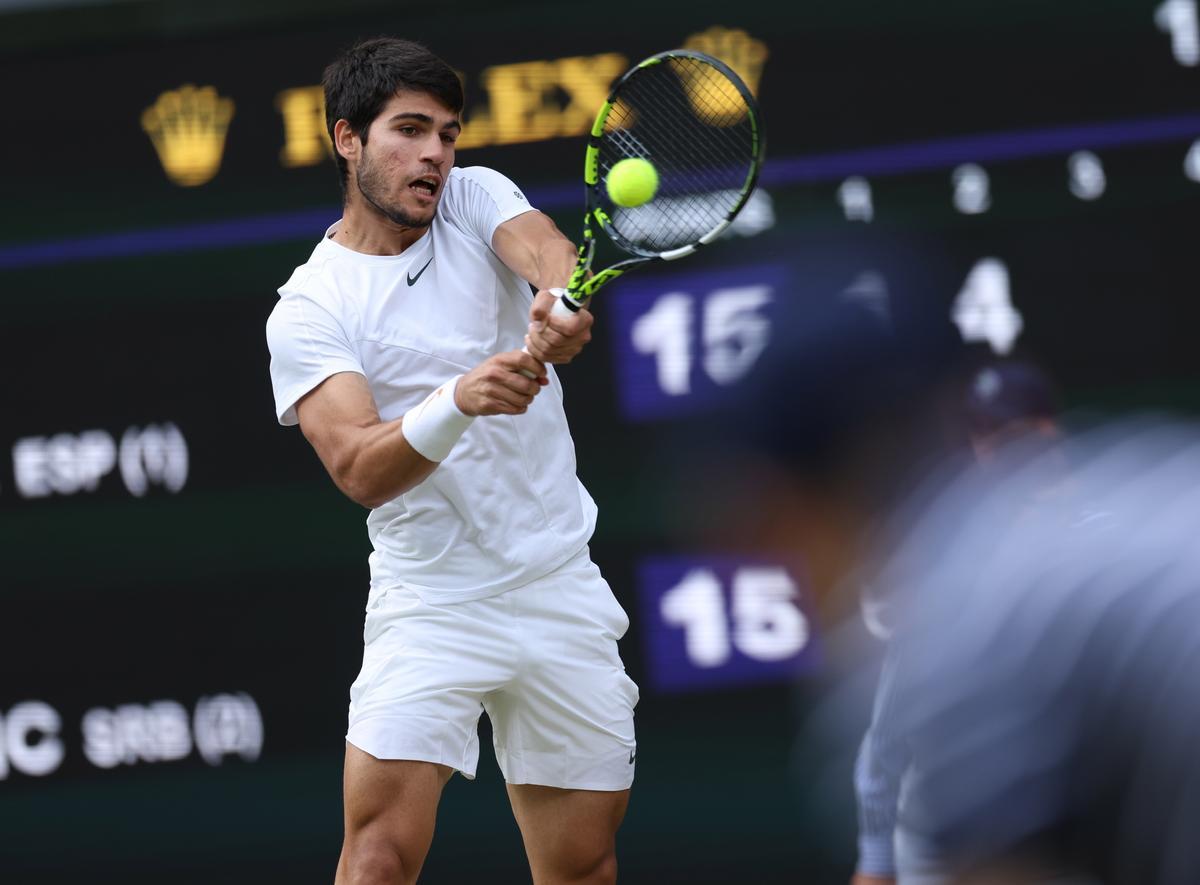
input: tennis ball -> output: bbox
[606,158,659,207]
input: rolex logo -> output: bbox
[681,27,769,126]
[141,84,235,187]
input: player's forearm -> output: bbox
[856,829,898,878]
[333,372,483,507]
[327,418,439,509]
[493,211,578,293]
[531,235,578,292]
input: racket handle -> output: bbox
[519,288,581,378]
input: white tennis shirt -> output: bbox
[266,166,597,604]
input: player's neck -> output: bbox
[334,193,429,255]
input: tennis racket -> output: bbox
[526,48,765,350]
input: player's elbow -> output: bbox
[333,456,431,510]
[344,481,392,510]
[306,424,436,509]
[329,455,391,510]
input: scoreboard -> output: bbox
[2,0,1199,881]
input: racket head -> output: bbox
[584,49,766,260]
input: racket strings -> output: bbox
[604,68,749,199]
[610,60,751,170]
[623,84,744,189]
[636,96,746,208]
[598,56,759,254]
[606,87,745,206]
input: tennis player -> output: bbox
[265,37,637,885]
[852,360,1061,885]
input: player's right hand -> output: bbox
[454,351,549,416]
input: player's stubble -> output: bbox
[355,142,435,230]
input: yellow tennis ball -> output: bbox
[606,158,659,207]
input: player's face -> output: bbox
[355,90,460,229]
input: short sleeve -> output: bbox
[265,293,364,426]
[442,166,537,247]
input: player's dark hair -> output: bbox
[322,37,464,195]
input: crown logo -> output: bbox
[681,27,769,125]
[141,85,235,187]
[684,27,769,94]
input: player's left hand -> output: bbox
[525,289,593,364]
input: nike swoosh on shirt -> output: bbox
[407,256,434,286]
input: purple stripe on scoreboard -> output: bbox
[761,111,1200,184]
[609,263,790,422]
[4,111,1199,270]
[636,554,820,694]
[0,183,581,271]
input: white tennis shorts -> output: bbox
[346,549,639,790]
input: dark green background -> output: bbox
[2,1,1198,881]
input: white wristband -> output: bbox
[402,375,475,462]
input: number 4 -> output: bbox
[1157,0,1200,67]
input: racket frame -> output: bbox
[557,49,766,311]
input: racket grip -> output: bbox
[519,288,581,378]
[549,287,584,313]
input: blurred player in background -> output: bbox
[863,415,1200,884]
[732,292,1200,884]
[851,359,1061,885]
[265,37,636,885]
